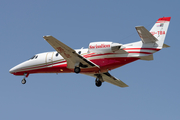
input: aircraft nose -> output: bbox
[9,66,17,74]
[9,63,24,74]
[9,60,30,75]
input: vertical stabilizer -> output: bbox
[150,17,171,48]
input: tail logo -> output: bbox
[157,23,164,27]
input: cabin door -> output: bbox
[46,52,54,67]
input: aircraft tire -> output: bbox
[95,79,102,87]
[21,78,26,84]
[74,67,81,74]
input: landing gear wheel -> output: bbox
[21,78,26,84]
[74,67,81,74]
[95,78,102,87]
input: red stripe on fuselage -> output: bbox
[127,51,152,54]
[13,47,159,75]
[12,57,139,76]
[123,48,160,51]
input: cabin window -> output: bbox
[56,52,59,57]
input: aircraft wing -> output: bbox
[43,35,99,69]
[135,26,158,43]
[86,72,128,88]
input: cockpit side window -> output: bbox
[78,51,81,54]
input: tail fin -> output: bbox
[150,17,171,48]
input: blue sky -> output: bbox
[1,0,180,119]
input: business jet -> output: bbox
[9,17,171,87]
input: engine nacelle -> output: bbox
[88,42,122,53]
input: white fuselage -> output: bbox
[9,41,160,76]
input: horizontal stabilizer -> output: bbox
[140,54,154,61]
[163,43,170,48]
[135,26,158,43]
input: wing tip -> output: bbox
[135,26,144,28]
[122,85,129,88]
[120,82,129,88]
[43,35,52,39]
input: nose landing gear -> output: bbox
[21,78,26,84]
[21,73,29,84]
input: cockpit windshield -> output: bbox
[30,56,35,60]
[29,55,38,60]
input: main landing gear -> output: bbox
[74,67,81,74]
[74,63,88,74]
[95,75,103,87]
[73,64,103,87]
[21,73,29,84]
